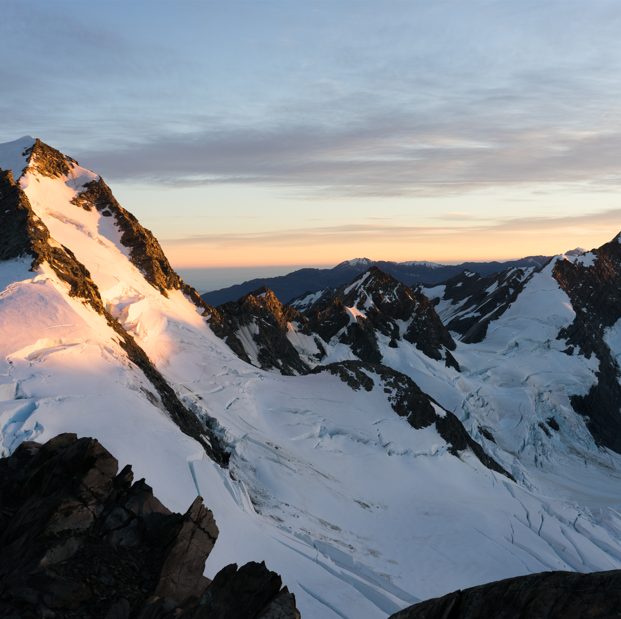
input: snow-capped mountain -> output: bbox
[3,137,621,619]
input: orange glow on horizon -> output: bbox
[162,226,619,269]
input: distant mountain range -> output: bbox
[201,255,554,306]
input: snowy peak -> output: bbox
[0,138,229,465]
[335,257,376,270]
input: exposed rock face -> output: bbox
[22,138,79,179]
[0,434,298,619]
[387,569,621,619]
[553,237,621,453]
[314,361,513,480]
[424,267,534,344]
[0,170,229,467]
[288,286,337,313]
[213,287,323,375]
[308,267,458,368]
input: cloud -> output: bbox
[4,0,621,201]
[74,109,621,200]
[161,207,621,249]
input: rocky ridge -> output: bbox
[211,287,324,375]
[306,267,458,368]
[0,166,228,467]
[423,266,535,343]
[386,569,621,619]
[0,433,298,619]
[553,238,621,453]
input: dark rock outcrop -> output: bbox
[212,287,322,375]
[553,236,621,454]
[22,138,79,179]
[424,267,535,344]
[308,268,457,367]
[0,169,229,467]
[387,569,621,619]
[0,434,299,619]
[313,361,513,480]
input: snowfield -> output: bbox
[2,137,621,619]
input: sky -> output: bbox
[2,0,621,268]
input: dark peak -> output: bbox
[334,266,422,319]
[306,267,456,365]
[22,138,79,179]
[243,285,275,302]
[211,289,313,376]
[234,286,302,331]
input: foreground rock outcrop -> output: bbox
[387,569,621,619]
[0,433,299,619]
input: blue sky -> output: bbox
[3,0,621,266]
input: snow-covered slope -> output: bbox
[2,137,621,619]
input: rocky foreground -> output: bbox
[2,434,621,619]
[0,434,299,619]
[388,570,621,619]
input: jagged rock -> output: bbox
[387,569,621,619]
[307,267,457,367]
[212,287,318,375]
[0,434,298,619]
[424,267,535,344]
[154,496,218,602]
[553,236,621,453]
[23,138,79,179]
[314,361,513,480]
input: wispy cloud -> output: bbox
[161,207,621,249]
[4,0,621,204]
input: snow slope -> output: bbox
[2,137,621,618]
